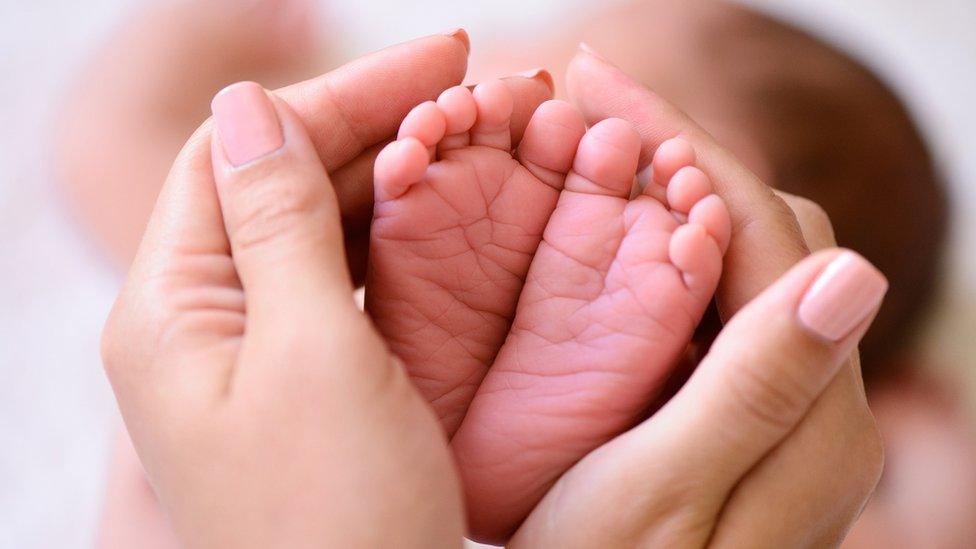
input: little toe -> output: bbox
[373,137,430,201]
[664,166,711,213]
[651,137,696,187]
[436,86,478,152]
[516,100,587,190]
[669,222,724,292]
[397,101,447,150]
[565,118,641,198]
[688,194,732,254]
[471,80,514,150]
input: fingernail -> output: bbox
[579,42,608,62]
[798,252,888,342]
[211,81,284,167]
[442,28,470,54]
[511,68,555,94]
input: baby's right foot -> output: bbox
[366,81,588,434]
[452,133,731,541]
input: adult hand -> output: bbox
[270,30,553,282]
[100,32,553,548]
[509,45,886,547]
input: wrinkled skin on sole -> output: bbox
[367,83,731,542]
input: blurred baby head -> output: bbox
[573,0,949,380]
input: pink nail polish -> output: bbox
[441,28,470,53]
[211,81,284,167]
[797,252,888,342]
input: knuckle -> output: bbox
[100,307,126,377]
[100,297,142,380]
[792,196,834,232]
[779,193,837,247]
[725,353,817,432]
[229,173,324,252]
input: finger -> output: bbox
[101,120,235,410]
[776,190,838,251]
[210,83,355,336]
[275,30,470,173]
[708,361,883,548]
[566,44,810,317]
[711,196,877,549]
[650,249,886,492]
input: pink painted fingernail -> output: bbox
[211,81,284,167]
[441,28,470,54]
[798,252,888,342]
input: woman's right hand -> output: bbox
[508,45,887,548]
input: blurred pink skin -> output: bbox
[845,380,976,549]
[98,435,180,549]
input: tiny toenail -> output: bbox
[441,28,471,54]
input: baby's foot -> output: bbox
[451,133,732,541]
[366,81,587,435]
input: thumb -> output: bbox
[650,249,887,491]
[210,82,355,333]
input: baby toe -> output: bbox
[471,80,514,150]
[651,137,696,187]
[688,193,732,254]
[437,86,478,136]
[397,101,447,149]
[665,166,712,214]
[565,118,641,198]
[669,222,723,292]
[516,100,586,190]
[373,137,430,201]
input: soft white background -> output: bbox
[1,0,973,546]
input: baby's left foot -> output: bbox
[451,133,732,541]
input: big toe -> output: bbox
[565,118,641,197]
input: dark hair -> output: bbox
[702,5,949,380]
